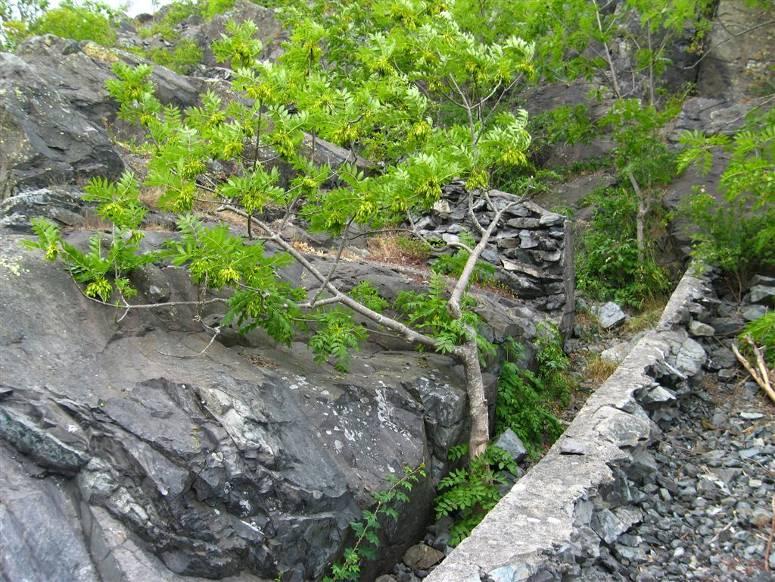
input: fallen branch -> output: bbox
[732,337,775,404]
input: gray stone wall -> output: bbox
[415,183,575,333]
[426,267,711,582]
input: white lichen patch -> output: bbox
[0,255,27,278]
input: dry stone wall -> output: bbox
[415,183,575,334]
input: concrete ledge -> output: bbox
[427,269,710,582]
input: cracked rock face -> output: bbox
[0,35,202,197]
[0,234,474,580]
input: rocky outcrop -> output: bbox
[0,216,551,580]
[697,0,774,101]
[0,232,445,580]
[0,35,202,197]
[182,0,285,66]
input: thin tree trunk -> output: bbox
[457,340,489,459]
[593,0,623,99]
[627,171,647,262]
[647,28,655,107]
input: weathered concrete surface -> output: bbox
[427,268,710,581]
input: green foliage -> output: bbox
[740,312,775,368]
[577,187,671,308]
[678,109,775,288]
[24,217,153,302]
[137,0,198,41]
[166,216,303,343]
[213,20,263,69]
[395,273,495,359]
[530,104,595,149]
[202,0,235,19]
[83,173,146,230]
[145,39,203,74]
[106,62,161,125]
[601,99,679,189]
[494,361,564,459]
[218,165,285,215]
[0,0,48,49]
[31,0,119,46]
[431,232,496,285]
[533,321,573,404]
[324,464,426,582]
[349,281,388,314]
[309,309,367,372]
[434,444,517,546]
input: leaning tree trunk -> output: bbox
[457,338,489,459]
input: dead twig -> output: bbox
[732,337,775,404]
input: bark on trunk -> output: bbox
[627,170,647,262]
[458,340,489,459]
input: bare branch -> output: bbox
[468,191,486,235]
[310,216,355,307]
[448,200,516,318]
[732,339,775,404]
[219,205,441,350]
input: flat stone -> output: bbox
[601,341,631,364]
[591,509,628,545]
[748,285,775,305]
[597,302,627,329]
[559,438,588,455]
[739,412,764,420]
[742,304,767,321]
[640,385,676,406]
[674,338,706,377]
[403,544,445,571]
[689,320,715,337]
[493,429,528,462]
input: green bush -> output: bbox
[495,361,564,458]
[146,39,203,74]
[577,187,671,308]
[740,312,775,367]
[434,444,517,546]
[32,1,118,46]
[679,108,775,292]
[534,321,573,404]
[137,0,199,41]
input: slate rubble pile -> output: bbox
[414,183,574,324]
[590,275,774,581]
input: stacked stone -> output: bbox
[413,182,574,317]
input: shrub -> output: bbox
[31,0,118,46]
[434,444,517,546]
[533,321,573,404]
[740,312,775,368]
[678,108,775,294]
[577,187,671,308]
[495,361,565,458]
[146,39,203,74]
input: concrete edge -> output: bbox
[426,268,711,582]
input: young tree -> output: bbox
[29,7,535,460]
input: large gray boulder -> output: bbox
[0,233,470,580]
[183,0,286,65]
[697,0,774,101]
[0,35,203,197]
